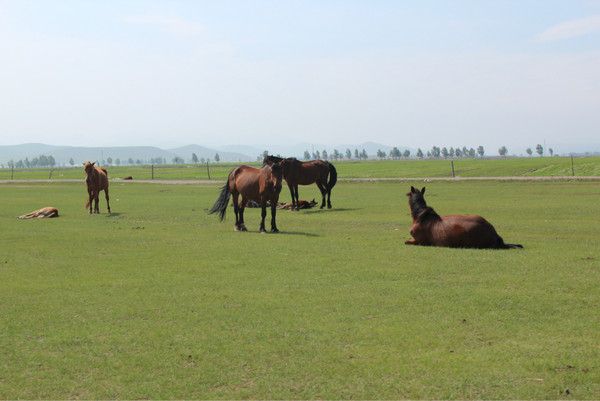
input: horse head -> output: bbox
[83,161,96,176]
[407,186,427,206]
[269,162,284,193]
[262,155,283,166]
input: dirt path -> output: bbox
[1,176,600,185]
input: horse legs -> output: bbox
[294,185,300,211]
[259,201,267,233]
[316,182,327,209]
[104,188,111,214]
[88,190,94,214]
[232,193,241,231]
[326,183,332,209]
[238,198,248,231]
[270,201,279,233]
[94,193,100,213]
[287,182,297,210]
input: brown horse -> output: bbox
[405,186,522,249]
[263,155,337,210]
[209,163,283,232]
[83,161,111,214]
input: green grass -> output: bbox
[1,181,599,399]
[2,156,600,180]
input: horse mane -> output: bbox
[415,206,439,222]
[409,195,440,222]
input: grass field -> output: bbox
[2,156,600,181]
[1,180,599,399]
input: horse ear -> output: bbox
[91,162,96,166]
[410,186,416,193]
[421,187,426,194]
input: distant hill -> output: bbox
[0,142,415,166]
[0,143,255,165]
[168,145,251,163]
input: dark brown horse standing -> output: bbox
[263,155,337,210]
[405,186,522,249]
[209,163,283,232]
[83,161,111,214]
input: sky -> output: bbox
[1,0,599,153]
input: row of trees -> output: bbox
[498,145,554,157]
[7,155,56,168]
[291,146,487,161]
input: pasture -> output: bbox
[1,180,599,399]
[2,156,600,181]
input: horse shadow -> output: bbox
[105,212,123,217]
[302,207,360,214]
[275,230,320,237]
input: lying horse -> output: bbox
[209,163,283,233]
[18,207,59,219]
[83,161,111,214]
[263,155,337,210]
[405,186,522,249]
[278,198,318,210]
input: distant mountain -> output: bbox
[0,141,417,166]
[168,145,252,162]
[0,143,255,165]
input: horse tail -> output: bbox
[209,180,231,222]
[85,199,90,209]
[327,162,337,190]
[498,235,523,249]
[101,168,108,176]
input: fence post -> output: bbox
[48,168,53,180]
[206,161,211,180]
[451,160,455,178]
[11,165,14,180]
[570,155,575,177]
[151,164,154,180]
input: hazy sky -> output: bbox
[1,0,599,151]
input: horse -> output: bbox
[263,155,337,210]
[83,161,111,214]
[405,186,522,249]
[18,207,59,219]
[209,163,283,233]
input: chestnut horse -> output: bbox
[209,163,283,232]
[263,155,337,210]
[405,186,522,249]
[83,161,111,214]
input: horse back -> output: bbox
[294,160,329,185]
[434,214,502,248]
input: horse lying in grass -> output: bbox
[18,207,59,219]
[83,161,111,214]
[245,198,318,210]
[405,186,523,249]
[209,163,283,233]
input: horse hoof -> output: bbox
[271,228,279,233]
[327,205,332,209]
[240,226,248,232]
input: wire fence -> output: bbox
[0,156,598,181]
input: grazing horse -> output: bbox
[83,161,111,214]
[405,186,522,249]
[209,163,283,233]
[263,155,337,210]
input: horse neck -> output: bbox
[410,199,439,222]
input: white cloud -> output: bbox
[535,14,600,42]
[123,14,204,36]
